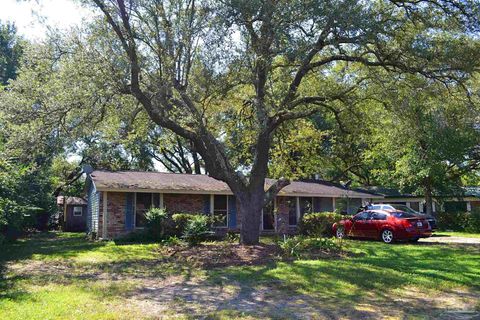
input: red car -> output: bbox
[332,210,432,243]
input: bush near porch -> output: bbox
[118,210,216,244]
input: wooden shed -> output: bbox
[57,196,88,232]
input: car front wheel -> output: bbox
[336,226,346,239]
[381,229,394,244]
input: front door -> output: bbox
[369,212,388,238]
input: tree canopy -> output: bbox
[1,0,480,243]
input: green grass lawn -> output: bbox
[1,232,479,319]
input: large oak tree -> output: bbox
[81,0,480,244]
[2,1,479,243]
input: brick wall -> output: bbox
[275,197,297,235]
[98,192,103,238]
[163,193,205,214]
[275,197,289,234]
[106,192,129,239]
[98,192,129,239]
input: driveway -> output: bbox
[419,235,480,245]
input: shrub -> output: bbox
[436,210,480,233]
[145,208,173,240]
[0,198,26,241]
[182,215,214,246]
[465,210,480,233]
[298,212,344,237]
[225,231,239,243]
[279,235,341,258]
[160,235,182,246]
[436,211,469,231]
[172,213,199,235]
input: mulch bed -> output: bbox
[156,242,354,268]
[157,243,283,268]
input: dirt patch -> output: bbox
[125,276,480,320]
[157,243,283,268]
[156,242,356,268]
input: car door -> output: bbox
[350,211,371,237]
[369,212,388,238]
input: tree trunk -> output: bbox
[237,190,264,245]
[424,180,434,215]
[190,142,202,174]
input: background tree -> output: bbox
[363,75,480,214]
[0,21,23,86]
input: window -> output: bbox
[299,197,313,217]
[392,211,416,219]
[263,201,275,230]
[371,212,387,220]
[153,193,161,208]
[135,193,152,228]
[353,211,370,221]
[287,197,297,226]
[213,195,228,227]
[445,201,468,213]
[73,206,83,216]
[409,202,420,212]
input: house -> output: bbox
[85,170,378,239]
[367,186,480,213]
[57,196,88,232]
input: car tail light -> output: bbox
[402,219,413,227]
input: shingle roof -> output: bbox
[89,170,377,198]
[360,186,416,198]
[57,196,87,206]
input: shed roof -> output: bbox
[57,196,87,206]
[89,170,377,198]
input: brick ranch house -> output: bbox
[85,170,378,239]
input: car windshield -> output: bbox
[390,204,418,214]
[391,211,417,218]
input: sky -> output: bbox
[0,0,94,40]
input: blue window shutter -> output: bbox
[228,196,237,228]
[125,193,134,230]
[203,195,211,214]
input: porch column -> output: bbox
[467,201,472,212]
[210,194,214,215]
[296,197,300,222]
